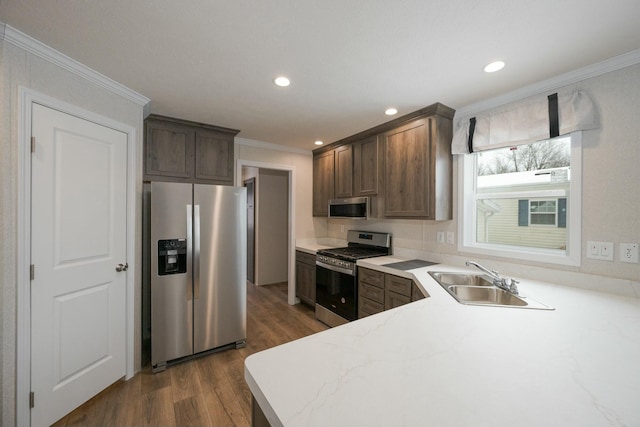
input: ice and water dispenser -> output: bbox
[157,239,187,275]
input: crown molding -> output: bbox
[0,22,150,107]
[235,137,312,156]
[454,49,640,121]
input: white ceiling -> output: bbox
[2,0,639,150]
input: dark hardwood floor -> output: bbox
[52,282,327,426]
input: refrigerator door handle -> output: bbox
[194,204,201,300]
[186,204,193,301]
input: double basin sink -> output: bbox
[429,272,554,310]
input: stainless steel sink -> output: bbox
[429,272,494,287]
[429,271,554,310]
[448,286,527,306]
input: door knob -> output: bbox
[115,263,128,272]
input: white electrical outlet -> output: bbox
[446,231,455,245]
[437,232,445,243]
[620,243,639,263]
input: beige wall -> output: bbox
[324,64,640,288]
[0,37,145,426]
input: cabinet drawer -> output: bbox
[385,274,413,297]
[359,281,384,303]
[359,296,384,315]
[358,267,384,288]
[296,250,316,265]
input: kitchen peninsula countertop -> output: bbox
[245,255,640,426]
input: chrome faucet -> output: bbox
[465,261,519,295]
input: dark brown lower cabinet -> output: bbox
[252,396,271,427]
[358,267,429,318]
[295,251,316,306]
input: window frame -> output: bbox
[458,132,582,266]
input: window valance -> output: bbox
[452,90,599,154]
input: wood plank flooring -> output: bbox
[52,282,328,427]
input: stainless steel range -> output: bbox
[315,230,392,327]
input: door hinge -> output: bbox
[29,391,34,408]
[31,136,36,153]
[30,264,35,281]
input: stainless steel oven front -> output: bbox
[315,256,357,328]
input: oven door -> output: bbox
[315,261,357,322]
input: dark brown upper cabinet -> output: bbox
[353,135,382,197]
[312,149,335,216]
[334,145,353,198]
[144,115,239,185]
[312,103,454,220]
[383,114,453,219]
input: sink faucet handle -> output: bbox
[504,278,519,294]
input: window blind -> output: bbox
[452,90,598,154]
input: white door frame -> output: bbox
[236,160,298,305]
[16,87,137,426]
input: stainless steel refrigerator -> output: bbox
[150,182,247,372]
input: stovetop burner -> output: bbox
[317,246,388,261]
[316,230,392,262]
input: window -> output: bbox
[459,133,582,266]
[524,199,565,226]
[529,200,557,225]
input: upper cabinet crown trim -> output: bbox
[145,114,240,136]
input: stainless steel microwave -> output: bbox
[328,197,369,219]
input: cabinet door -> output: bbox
[144,121,195,182]
[383,118,433,218]
[313,150,335,216]
[384,290,411,310]
[353,136,381,196]
[195,129,234,184]
[296,260,316,306]
[334,145,353,198]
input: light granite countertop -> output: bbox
[246,254,640,427]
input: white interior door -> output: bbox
[30,103,128,426]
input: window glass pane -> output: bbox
[475,197,565,249]
[474,138,570,251]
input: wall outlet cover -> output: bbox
[620,243,639,263]
[446,231,455,245]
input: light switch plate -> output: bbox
[600,242,614,260]
[586,241,613,261]
[436,232,445,244]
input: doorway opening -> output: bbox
[237,161,297,305]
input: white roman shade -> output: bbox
[452,90,599,154]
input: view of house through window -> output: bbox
[474,137,571,251]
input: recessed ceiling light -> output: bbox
[274,76,290,87]
[484,61,505,73]
[385,108,398,116]
[314,140,324,146]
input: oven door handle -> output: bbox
[316,260,355,276]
